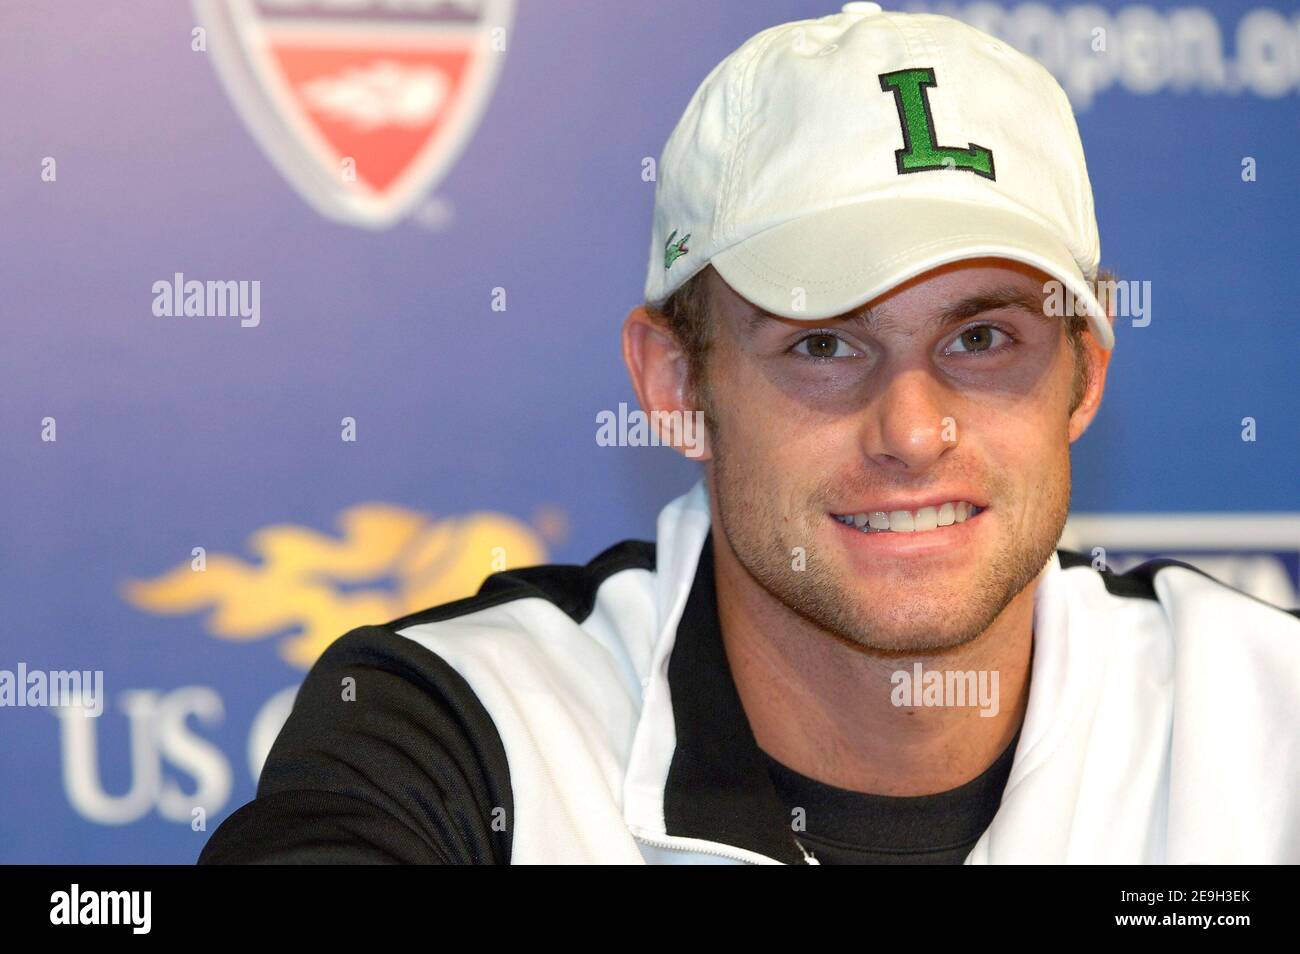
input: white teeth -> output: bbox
[834,501,983,533]
[914,506,938,531]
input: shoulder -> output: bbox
[1055,547,1300,640]
[1057,547,1297,612]
[372,538,661,748]
[201,621,514,863]
[1050,552,1300,860]
[200,538,660,864]
[386,538,656,632]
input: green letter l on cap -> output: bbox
[879,68,995,180]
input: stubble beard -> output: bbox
[708,421,1071,655]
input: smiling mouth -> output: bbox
[831,501,986,534]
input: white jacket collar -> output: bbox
[621,478,1079,863]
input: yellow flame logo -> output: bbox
[123,503,548,668]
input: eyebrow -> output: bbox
[745,285,1052,335]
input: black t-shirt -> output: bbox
[759,728,1021,864]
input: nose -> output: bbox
[859,365,954,472]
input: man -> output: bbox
[199,4,1300,864]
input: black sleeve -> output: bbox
[197,625,514,864]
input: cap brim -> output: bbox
[710,197,1114,350]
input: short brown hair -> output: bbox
[653,264,1112,415]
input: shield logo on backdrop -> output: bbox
[195,0,516,228]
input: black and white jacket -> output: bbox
[199,481,1300,864]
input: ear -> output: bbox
[621,305,712,461]
[1067,315,1114,443]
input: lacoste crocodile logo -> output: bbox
[664,229,691,270]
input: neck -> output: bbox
[711,530,1036,796]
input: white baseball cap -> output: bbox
[644,2,1114,350]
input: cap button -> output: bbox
[841,2,883,15]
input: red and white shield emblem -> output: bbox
[196,0,515,228]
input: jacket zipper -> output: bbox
[629,826,820,865]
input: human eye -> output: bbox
[791,332,860,361]
[945,323,1015,355]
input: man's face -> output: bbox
[701,258,1094,654]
